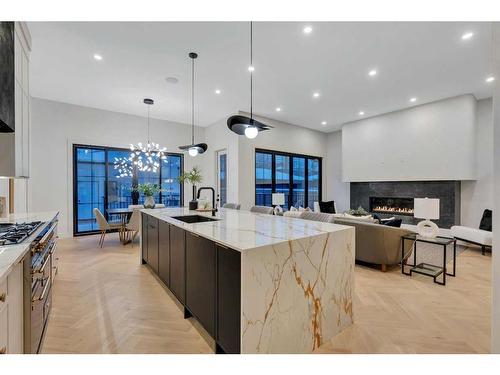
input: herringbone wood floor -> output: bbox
[41,234,491,354]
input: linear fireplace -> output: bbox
[350,181,461,228]
[369,197,414,216]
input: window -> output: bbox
[255,152,273,206]
[254,149,321,209]
[216,150,228,207]
[73,144,183,235]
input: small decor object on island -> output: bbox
[272,193,285,215]
[414,197,440,238]
[133,183,162,209]
[178,166,203,210]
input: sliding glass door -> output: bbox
[254,149,322,210]
[73,144,183,235]
[74,147,106,233]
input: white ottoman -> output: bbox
[450,225,492,254]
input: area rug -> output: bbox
[405,241,467,267]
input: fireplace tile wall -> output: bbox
[350,181,461,228]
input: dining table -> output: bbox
[106,207,134,244]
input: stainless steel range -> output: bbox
[0,221,43,246]
[20,217,58,354]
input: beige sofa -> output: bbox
[334,218,414,272]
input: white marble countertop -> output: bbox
[0,211,59,281]
[141,207,353,252]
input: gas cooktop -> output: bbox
[0,221,43,246]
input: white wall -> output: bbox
[325,130,350,212]
[461,98,494,227]
[342,95,477,182]
[202,118,239,205]
[30,98,206,237]
[491,21,500,354]
[237,113,328,210]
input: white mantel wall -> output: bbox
[342,95,477,182]
[29,98,207,237]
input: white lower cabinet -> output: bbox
[0,261,24,354]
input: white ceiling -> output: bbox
[28,22,493,132]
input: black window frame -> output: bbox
[72,143,184,236]
[254,148,322,209]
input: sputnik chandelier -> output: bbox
[128,98,167,173]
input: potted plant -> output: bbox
[133,183,162,209]
[178,166,203,210]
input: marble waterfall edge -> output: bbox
[241,228,355,353]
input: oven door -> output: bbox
[30,273,51,354]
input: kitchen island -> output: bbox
[141,207,355,354]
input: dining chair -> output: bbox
[249,205,274,215]
[128,204,143,209]
[93,208,121,248]
[125,209,141,242]
[223,203,241,210]
[128,203,165,209]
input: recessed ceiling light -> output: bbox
[368,69,377,77]
[276,107,282,112]
[461,32,474,40]
[321,121,327,125]
[486,76,495,83]
[165,77,179,84]
[248,65,255,72]
[409,97,417,103]
[313,92,320,98]
[93,54,103,61]
[215,89,221,94]
[303,26,313,34]
[358,111,365,116]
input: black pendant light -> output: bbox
[179,52,208,156]
[227,22,272,139]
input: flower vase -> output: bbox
[144,196,156,209]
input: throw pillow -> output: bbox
[319,200,336,214]
[383,218,402,227]
[479,209,492,231]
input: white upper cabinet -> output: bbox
[13,22,31,178]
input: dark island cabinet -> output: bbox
[185,232,216,337]
[141,213,148,264]
[216,245,241,354]
[146,216,159,274]
[140,213,242,353]
[169,224,186,304]
[158,221,170,286]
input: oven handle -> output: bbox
[32,251,52,275]
[38,222,58,247]
[32,276,50,303]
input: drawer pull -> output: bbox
[0,346,6,354]
[0,292,6,303]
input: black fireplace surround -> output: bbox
[350,181,461,228]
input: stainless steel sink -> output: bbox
[171,215,219,223]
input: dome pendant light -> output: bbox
[128,98,167,173]
[179,52,208,156]
[227,22,272,138]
